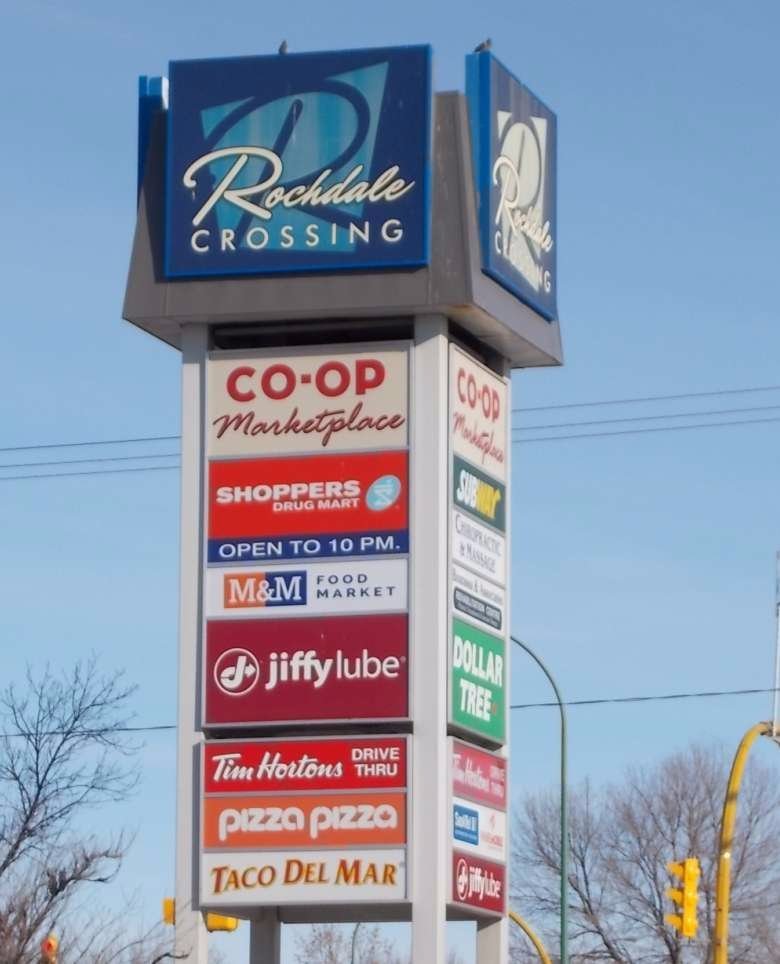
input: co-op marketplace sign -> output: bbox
[166,46,431,277]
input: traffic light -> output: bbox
[161,898,238,933]
[40,934,59,963]
[162,897,176,925]
[665,857,700,939]
[205,913,239,933]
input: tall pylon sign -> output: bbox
[125,44,561,964]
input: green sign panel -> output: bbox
[452,455,505,531]
[450,617,505,744]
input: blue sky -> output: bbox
[2,0,779,960]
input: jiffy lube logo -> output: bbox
[466,51,557,321]
[205,614,409,727]
[166,46,431,277]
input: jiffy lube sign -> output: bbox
[166,46,431,277]
[466,51,557,321]
[448,344,508,748]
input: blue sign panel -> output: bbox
[164,46,431,278]
[453,803,480,846]
[466,52,557,321]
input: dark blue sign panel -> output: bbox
[466,52,557,321]
[164,46,431,278]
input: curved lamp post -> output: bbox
[511,636,568,964]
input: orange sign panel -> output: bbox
[203,792,406,850]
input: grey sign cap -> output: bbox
[123,92,563,370]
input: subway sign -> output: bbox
[466,51,557,321]
[165,46,431,277]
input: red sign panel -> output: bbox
[452,851,506,915]
[208,451,408,539]
[202,791,406,849]
[452,740,507,810]
[204,614,408,726]
[203,737,407,795]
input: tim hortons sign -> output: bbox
[207,345,408,457]
[203,736,407,794]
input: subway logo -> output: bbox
[452,456,505,531]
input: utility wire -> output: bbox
[510,685,779,710]
[0,452,180,471]
[513,403,780,433]
[2,685,776,739]
[1,413,779,480]
[512,384,780,414]
[0,464,181,483]
[0,434,179,454]
[513,414,780,445]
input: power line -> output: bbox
[0,464,180,483]
[512,384,780,414]
[0,434,179,454]
[0,452,180,471]
[510,685,779,710]
[512,403,780,433]
[513,414,780,445]
[3,685,774,739]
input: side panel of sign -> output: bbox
[201,849,407,906]
[451,739,507,810]
[450,618,506,744]
[207,345,409,457]
[451,851,506,916]
[204,614,408,727]
[449,345,508,484]
[466,51,557,321]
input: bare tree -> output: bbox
[0,657,151,963]
[294,923,466,963]
[511,743,780,963]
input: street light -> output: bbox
[510,636,568,964]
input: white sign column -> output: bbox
[175,324,209,961]
[410,316,450,963]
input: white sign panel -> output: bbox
[206,560,408,619]
[208,345,408,457]
[452,563,505,633]
[451,796,507,863]
[449,344,508,483]
[451,509,506,586]
[201,849,407,905]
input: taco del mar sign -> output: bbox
[165,46,431,277]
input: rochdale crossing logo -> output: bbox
[466,51,557,321]
[166,46,431,277]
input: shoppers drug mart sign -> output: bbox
[166,46,431,277]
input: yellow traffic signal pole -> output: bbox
[508,910,553,964]
[713,721,772,964]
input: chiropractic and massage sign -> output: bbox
[447,344,508,747]
[200,736,408,906]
